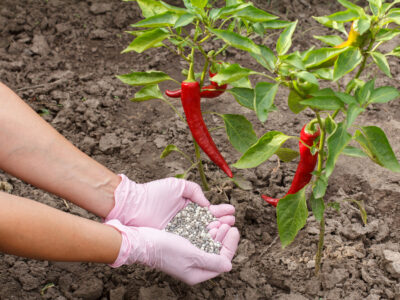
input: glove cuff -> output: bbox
[104,174,136,224]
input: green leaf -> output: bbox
[276,21,298,56]
[370,51,392,77]
[333,47,363,81]
[131,12,179,27]
[254,82,279,123]
[275,148,299,162]
[303,47,347,68]
[387,8,400,25]
[174,13,196,28]
[342,145,368,158]
[296,71,319,92]
[346,104,364,127]
[368,0,382,16]
[376,28,400,42]
[369,86,400,103]
[210,29,261,56]
[227,87,254,110]
[282,52,306,70]
[233,131,291,169]
[312,16,347,35]
[135,0,169,18]
[327,9,359,22]
[353,17,371,35]
[250,45,276,72]
[313,175,328,199]
[277,188,308,248]
[221,114,258,153]
[160,144,179,159]
[131,84,164,101]
[122,28,169,53]
[288,90,306,114]
[191,0,207,9]
[356,79,375,104]
[311,194,325,222]
[300,96,343,110]
[312,68,334,81]
[325,114,337,135]
[313,35,345,46]
[230,176,253,191]
[230,77,252,88]
[211,3,250,20]
[116,71,172,86]
[337,0,365,16]
[234,5,278,22]
[387,46,400,57]
[356,126,400,172]
[261,20,292,29]
[325,122,352,177]
[212,64,255,84]
[335,91,358,105]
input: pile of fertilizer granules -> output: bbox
[165,202,222,254]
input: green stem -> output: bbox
[187,48,196,82]
[200,58,209,88]
[194,141,209,191]
[315,216,325,275]
[314,111,327,275]
[354,37,375,80]
[162,98,185,123]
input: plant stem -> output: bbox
[314,111,327,274]
[315,216,325,275]
[194,141,209,191]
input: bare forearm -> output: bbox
[0,192,121,263]
[0,82,119,217]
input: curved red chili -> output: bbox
[181,81,233,178]
[165,69,227,99]
[262,124,320,207]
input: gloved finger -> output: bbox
[183,270,220,286]
[209,204,235,217]
[215,224,230,242]
[207,220,221,230]
[182,181,210,207]
[218,215,235,226]
[209,228,218,239]
[219,227,240,261]
[194,251,232,273]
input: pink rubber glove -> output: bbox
[106,219,240,285]
[105,174,235,229]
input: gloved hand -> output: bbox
[105,174,235,230]
[105,219,240,285]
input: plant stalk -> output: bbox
[315,216,325,275]
[194,141,209,191]
[314,111,327,274]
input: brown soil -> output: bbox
[1,0,399,299]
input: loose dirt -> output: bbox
[0,0,399,299]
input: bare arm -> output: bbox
[0,82,119,218]
[0,191,121,263]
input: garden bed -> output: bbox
[0,0,399,299]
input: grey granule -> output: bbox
[165,202,222,254]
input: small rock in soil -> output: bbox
[73,277,104,300]
[138,286,175,300]
[90,3,113,15]
[323,268,349,289]
[30,35,50,56]
[19,273,40,291]
[383,250,400,278]
[109,286,126,300]
[90,29,110,40]
[99,133,121,154]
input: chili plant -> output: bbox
[117,0,283,190]
[210,0,400,273]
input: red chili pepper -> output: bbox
[181,81,233,178]
[262,124,320,207]
[165,69,227,99]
